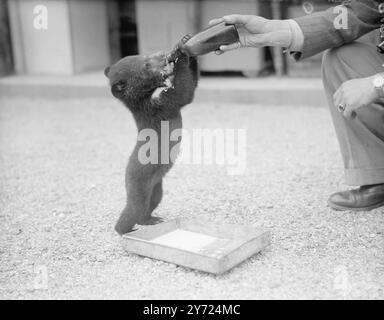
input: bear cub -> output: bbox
[105,36,198,235]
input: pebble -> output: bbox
[96,254,107,262]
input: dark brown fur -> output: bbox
[105,39,198,234]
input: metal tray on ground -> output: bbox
[121,218,270,274]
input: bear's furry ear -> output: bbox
[104,66,110,78]
[111,80,127,98]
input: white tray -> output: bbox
[121,218,270,274]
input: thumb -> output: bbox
[221,14,251,25]
[208,17,224,26]
[209,14,251,27]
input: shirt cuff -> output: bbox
[285,19,304,52]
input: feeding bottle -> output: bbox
[179,22,240,56]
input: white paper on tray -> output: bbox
[152,229,228,254]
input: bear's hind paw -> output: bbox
[140,216,164,226]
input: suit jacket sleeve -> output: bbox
[292,0,383,60]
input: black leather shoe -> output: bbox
[328,184,384,211]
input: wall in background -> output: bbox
[0,0,14,76]
[7,0,110,75]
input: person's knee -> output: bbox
[322,42,368,76]
[322,42,370,90]
[322,48,339,91]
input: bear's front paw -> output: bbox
[161,61,175,77]
[163,75,174,89]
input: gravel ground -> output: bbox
[0,96,383,299]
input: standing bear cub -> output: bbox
[105,37,199,235]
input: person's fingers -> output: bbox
[343,105,355,119]
[208,18,224,26]
[219,33,270,52]
[333,92,341,108]
[219,41,242,52]
[333,87,343,108]
[334,91,348,115]
[220,14,251,25]
[342,100,359,119]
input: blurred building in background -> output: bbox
[0,0,378,78]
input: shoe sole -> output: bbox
[327,199,384,212]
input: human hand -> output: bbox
[208,14,292,54]
[333,76,379,119]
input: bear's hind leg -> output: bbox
[141,180,163,225]
[114,180,152,234]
